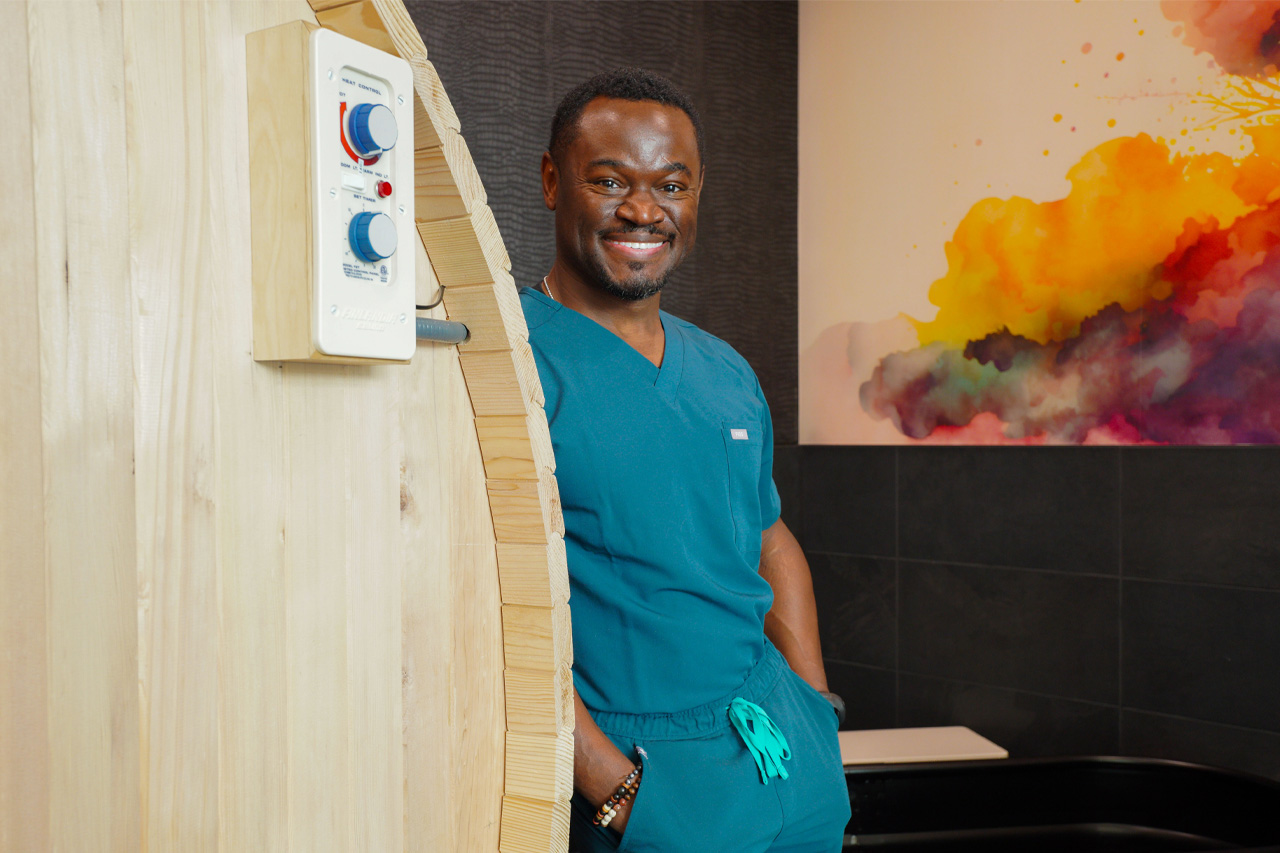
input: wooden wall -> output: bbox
[0,1,567,850]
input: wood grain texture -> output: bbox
[246,20,315,361]
[446,277,528,353]
[214,6,301,846]
[503,665,574,735]
[315,0,398,54]
[122,2,223,846]
[501,604,573,672]
[415,127,488,222]
[27,0,143,848]
[417,204,512,288]
[496,541,570,609]
[0,3,49,850]
[405,0,800,442]
[499,795,572,853]
[504,728,574,803]
[6,0,567,848]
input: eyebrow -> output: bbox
[586,158,693,178]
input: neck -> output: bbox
[545,261,666,367]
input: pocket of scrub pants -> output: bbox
[790,668,842,734]
[721,423,763,562]
[614,746,654,853]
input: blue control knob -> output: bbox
[348,102,398,157]
[349,211,397,263]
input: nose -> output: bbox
[616,188,666,227]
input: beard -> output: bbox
[580,225,682,301]
[582,253,671,302]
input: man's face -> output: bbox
[544,97,702,301]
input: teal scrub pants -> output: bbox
[570,643,851,853]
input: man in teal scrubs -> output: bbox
[523,68,850,852]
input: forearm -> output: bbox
[759,518,828,692]
[573,688,639,833]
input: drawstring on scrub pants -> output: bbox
[727,697,792,785]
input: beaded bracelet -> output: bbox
[592,765,642,828]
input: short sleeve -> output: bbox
[756,379,782,530]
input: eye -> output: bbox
[596,178,621,189]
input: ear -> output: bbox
[541,151,558,211]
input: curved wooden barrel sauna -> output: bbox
[0,0,570,850]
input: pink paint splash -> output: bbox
[1162,0,1280,75]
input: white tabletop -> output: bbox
[840,726,1008,766]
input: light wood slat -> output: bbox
[401,324,462,851]
[488,470,564,545]
[0,2,49,849]
[525,404,557,474]
[310,0,362,11]
[504,666,575,735]
[415,127,488,222]
[122,2,222,847]
[314,0,397,54]
[283,365,352,853]
[445,276,527,352]
[215,6,297,846]
[417,204,512,287]
[407,54,461,135]
[344,365,405,852]
[28,2,143,849]
[496,540,570,608]
[476,416,539,480]
[499,796,573,853]
[369,0,434,67]
[459,350,537,417]
[501,604,573,672]
[504,729,575,804]
[452,541,507,851]
[246,20,313,361]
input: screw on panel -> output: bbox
[397,95,405,105]
[330,305,338,315]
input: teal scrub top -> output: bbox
[521,287,782,714]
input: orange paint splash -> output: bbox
[912,134,1251,348]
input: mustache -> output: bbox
[598,225,674,239]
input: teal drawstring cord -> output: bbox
[727,697,791,785]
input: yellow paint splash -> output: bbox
[913,134,1252,348]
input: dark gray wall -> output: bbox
[407,0,799,443]
[776,445,1280,780]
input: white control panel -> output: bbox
[309,28,414,360]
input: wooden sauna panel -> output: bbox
[0,0,568,850]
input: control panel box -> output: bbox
[247,21,416,363]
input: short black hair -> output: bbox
[548,67,705,167]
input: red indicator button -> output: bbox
[376,180,393,198]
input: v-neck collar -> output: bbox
[525,287,684,398]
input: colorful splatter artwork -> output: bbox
[800,1,1280,445]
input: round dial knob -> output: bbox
[348,102,398,157]
[348,211,397,263]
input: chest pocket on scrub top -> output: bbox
[721,423,763,561]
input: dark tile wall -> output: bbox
[780,444,1280,781]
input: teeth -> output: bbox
[610,240,663,250]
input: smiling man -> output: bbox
[521,68,850,853]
